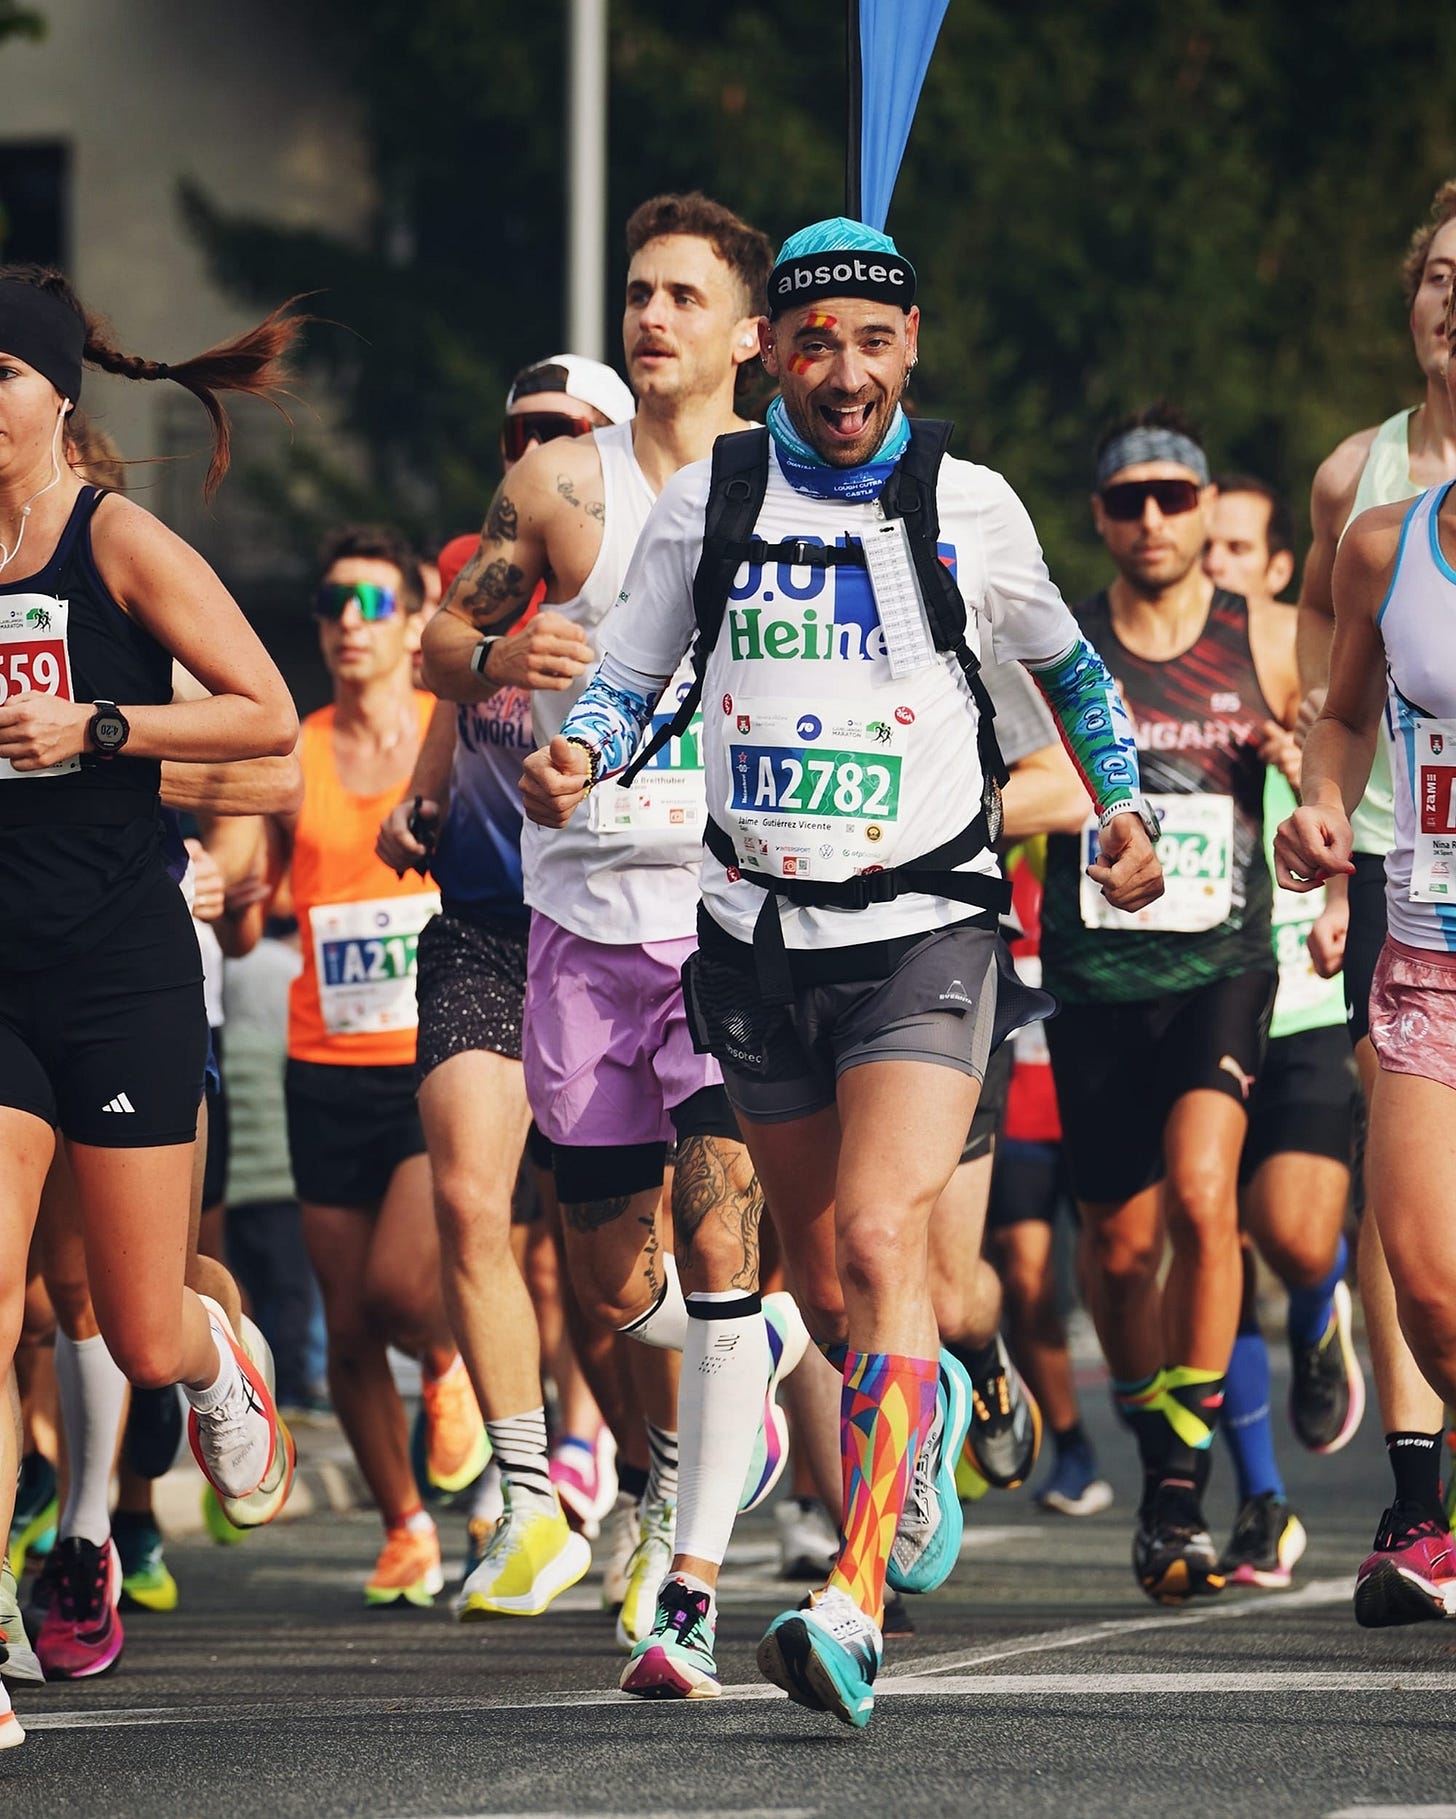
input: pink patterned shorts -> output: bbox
[1369,937,1456,1092]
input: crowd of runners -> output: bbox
[1,173,1456,1742]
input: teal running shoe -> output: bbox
[7,1453,58,1578]
[620,1575,721,1700]
[886,1348,972,1596]
[757,1587,881,1729]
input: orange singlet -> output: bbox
[288,693,439,1067]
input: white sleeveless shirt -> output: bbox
[1346,409,1421,857]
[1380,480,1456,953]
[521,420,705,943]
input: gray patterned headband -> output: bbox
[1095,427,1209,489]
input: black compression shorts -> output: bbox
[1238,1022,1357,1181]
[1344,851,1386,1046]
[285,1057,426,1206]
[0,870,206,1148]
[1047,970,1276,1205]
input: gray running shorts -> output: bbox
[684,922,1009,1124]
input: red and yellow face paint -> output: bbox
[788,312,837,376]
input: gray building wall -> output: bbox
[0,0,372,591]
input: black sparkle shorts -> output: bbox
[415,908,530,1079]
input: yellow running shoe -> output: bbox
[365,1524,444,1608]
[421,1358,491,1496]
[454,1490,591,1620]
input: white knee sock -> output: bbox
[55,1332,127,1547]
[674,1291,770,1566]
[618,1251,688,1352]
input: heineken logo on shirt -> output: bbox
[725,536,957,664]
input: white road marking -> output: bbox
[887,1574,1352,1678]
[14,1572,1372,1734]
[1326,1809,1456,1817]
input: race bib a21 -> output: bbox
[310,894,439,1037]
[0,594,78,780]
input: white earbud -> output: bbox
[741,336,756,348]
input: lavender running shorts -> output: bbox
[522,913,723,1148]
[1369,936,1456,1093]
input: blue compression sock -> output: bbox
[1286,1234,1349,1351]
[1220,1330,1284,1502]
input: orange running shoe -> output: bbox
[420,1358,490,1495]
[364,1523,444,1608]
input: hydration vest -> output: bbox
[622,421,1012,999]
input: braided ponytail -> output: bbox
[83,297,309,498]
[0,264,310,499]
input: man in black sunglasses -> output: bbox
[1038,404,1301,1607]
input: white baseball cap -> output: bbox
[507,354,635,424]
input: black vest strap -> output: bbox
[702,816,1012,1005]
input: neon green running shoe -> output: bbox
[201,1485,249,1547]
[114,1517,179,1614]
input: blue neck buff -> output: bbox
[767,395,910,501]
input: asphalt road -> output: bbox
[6,1359,1454,1819]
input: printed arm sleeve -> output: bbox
[559,655,668,781]
[1025,639,1142,818]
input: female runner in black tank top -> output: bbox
[0,267,302,1747]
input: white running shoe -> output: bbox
[775,1497,839,1580]
[186,1296,279,1502]
[598,1491,641,1613]
[0,1680,23,1749]
[615,1496,675,1651]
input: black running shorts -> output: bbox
[1343,851,1386,1046]
[959,1036,1013,1166]
[415,908,529,1079]
[0,869,206,1148]
[1238,1022,1357,1182]
[285,1057,427,1207]
[1047,969,1276,1205]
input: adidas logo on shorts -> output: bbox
[101,1093,136,1114]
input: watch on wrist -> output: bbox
[88,699,130,758]
[1100,797,1161,845]
[469,635,503,679]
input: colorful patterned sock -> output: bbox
[826,1349,939,1624]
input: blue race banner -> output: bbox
[855,0,951,231]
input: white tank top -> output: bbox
[520,420,704,942]
[1346,409,1421,856]
[1380,481,1456,953]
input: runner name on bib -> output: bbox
[1079,793,1234,931]
[590,706,706,842]
[0,593,79,780]
[1410,721,1456,902]
[724,699,904,882]
[311,894,439,1037]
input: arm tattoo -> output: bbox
[485,491,518,543]
[563,1194,632,1234]
[671,1136,764,1289]
[557,474,606,523]
[458,558,529,630]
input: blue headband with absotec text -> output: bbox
[767,218,917,317]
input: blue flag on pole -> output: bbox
[856,0,950,231]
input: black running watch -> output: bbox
[87,699,130,758]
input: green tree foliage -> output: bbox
[184,0,1456,594]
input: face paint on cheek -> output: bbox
[788,353,816,377]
